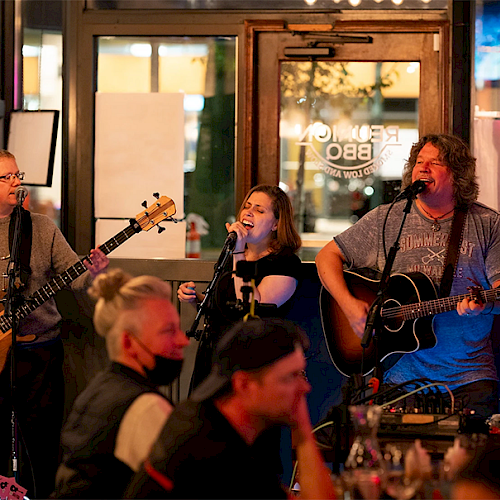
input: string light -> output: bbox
[348,0,362,6]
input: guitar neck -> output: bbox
[0,219,141,333]
[384,287,500,321]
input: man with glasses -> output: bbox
[0,150,109,498]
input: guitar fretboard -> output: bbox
[0,220,140,334]
[382,288,500,321]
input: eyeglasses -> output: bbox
[0,172,25,183]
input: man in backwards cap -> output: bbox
[125,317,335,499]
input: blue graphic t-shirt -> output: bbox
[334,201,500,389]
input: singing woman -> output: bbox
[178,184,302,388]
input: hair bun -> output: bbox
[88,268,132,302]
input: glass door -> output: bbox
[280,60,420,259]
[250,26,448,260]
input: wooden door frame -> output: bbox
[244,18,450,192]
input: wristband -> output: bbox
[233,251,245,255]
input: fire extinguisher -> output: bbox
[186,221,201,258]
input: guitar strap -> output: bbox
[8,207,33,288]
[439,204,468,298]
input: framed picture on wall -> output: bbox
[7,109,59,187]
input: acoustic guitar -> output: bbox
[320,268,500,377]
[0,194,176,372]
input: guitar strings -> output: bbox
[0,208,172,338]
[381,289,493,319]
[0,222,142,332]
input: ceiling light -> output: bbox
[130,43,152,58]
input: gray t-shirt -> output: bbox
[334,201,500,389]
[0,212,91,344]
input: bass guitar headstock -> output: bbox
[136,193,176,233]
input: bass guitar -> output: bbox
[320,268,500,377]
[0,194,176,372]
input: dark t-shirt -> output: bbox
[191,250,302,388]
[125,399,288,499]
[210,249,302,338]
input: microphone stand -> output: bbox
[186,238,235,340]
[4,203,26,483]
[360,195,415,383]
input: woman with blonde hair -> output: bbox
[54,269,189,499]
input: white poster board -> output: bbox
[7,110,59,186]
[94,93,185,259]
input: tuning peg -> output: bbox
[142,200,148,208]
[153,192,160,199]
[158,225,166,234]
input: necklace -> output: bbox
[420,205,455,232]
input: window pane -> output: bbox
[22,28,63,226]
[475,0,500,112]
[474,0,500,211]
[96,36,236,258]
[280,61,419,261]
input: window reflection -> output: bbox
[279,61,419,261]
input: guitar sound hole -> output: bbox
[383,298,404,332]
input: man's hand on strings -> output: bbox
[84,248,109,278]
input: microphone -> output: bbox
[394,180,426,201]
[15,186,28,205]
[214,231,238,270]
[224,231,238,251]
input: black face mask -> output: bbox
[131,333,184,386]
[144,356,184,386]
